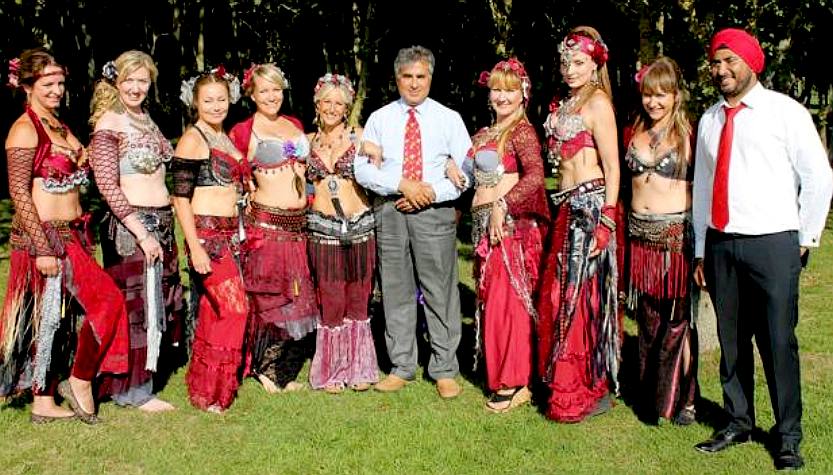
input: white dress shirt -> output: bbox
[354,97,472,203]
[693,82,833,257]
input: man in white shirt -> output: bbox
[692,28,833,471]
[355,46,472,399]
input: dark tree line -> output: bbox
[1,0,832,200]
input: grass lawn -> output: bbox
[1,211,832,474]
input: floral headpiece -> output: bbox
[477,57,531,102]
[314,73,355,103]
[7,58,20,88]
[242,63,290,92]
[101,60,118,83]
[558,33,609,66]
[179,65,242,107]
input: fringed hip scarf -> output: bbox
[627,211,692,304]
[104,205,177,372]
[246,201,307,235]
[307,209,375,284]
[541,178,619,393]
[194,215,242,262]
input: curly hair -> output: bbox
[89,50,158,126]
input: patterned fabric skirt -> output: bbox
[97,206,185,406]
[0,215,128,396]
[628,211,697,419]
[185,215,248,411]
[536,179,619,422]
[471,203,543,391]
[242,202,318,387]
[307,209,378,389]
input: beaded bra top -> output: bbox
[117,119,174,176]
[27,107,89,193]
[193,127,250,188]
[463,127,520,188]
[250,129,310,172]
[625,144,691,181]
[544,99,595,168]
[308,142,356,181]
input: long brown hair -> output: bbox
[632,56,691,178]
[565,25,612,110]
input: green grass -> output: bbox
[1,212,832,474]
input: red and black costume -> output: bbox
[89,119,185,406]
[306,138,378,390]
[537,102,620,423]
[229,116,319,388]
[464,121,549,392]
[623,128,698,420]
[1,106,129,398]
[171,127,250,411]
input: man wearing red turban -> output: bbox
[691,28,833,471]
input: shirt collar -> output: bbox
[719,81,764,110]
[397,97,431,115]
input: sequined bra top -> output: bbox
[251,129,310,172]
[118,121,174,175]
[544,106,596,167]
[193,127,250,188]
[308,142,357,181]
[625,143,692,181]
[463,128,520,188]
[27,107,89,193]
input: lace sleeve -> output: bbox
[6,147,57,256]
[169,157,201,198]
[89,130,136,220]
[503,122,550,222]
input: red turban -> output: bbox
[709,28,765,74]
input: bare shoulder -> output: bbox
[5,116,38,149]
[174,127,208,159]
[585,90,614,113]
[94,111,127,132]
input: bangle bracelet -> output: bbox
[493,197,508,213]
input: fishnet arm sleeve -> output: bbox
[89,130,136,220]
[6,147,56,256]
[169,157,201,199]
[503,122,549,221]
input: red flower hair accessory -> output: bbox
[477,57,532,102]
[242,63,257,91]
[634,63,650,85]
[559,33,609,66]
[7,58,20,88]
[314,73,355,103]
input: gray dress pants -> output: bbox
[374,199,461,380]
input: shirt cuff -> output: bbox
[799,230,822,248]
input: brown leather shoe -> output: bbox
[436,378,461,399]
[374,374,410,393]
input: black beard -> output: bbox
[715,73,754,99]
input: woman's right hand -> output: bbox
[362,141,383,167]
[138,235,163,264]
[35,256,60,277]
[190,244,212,274]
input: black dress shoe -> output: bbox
[694,428,751,453]
[774,445,804,471]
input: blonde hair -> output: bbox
[244,63,288,96]
[487,68,527,155]
[89,50,158,126]
[632,56,692,178]
[313,82,355,128]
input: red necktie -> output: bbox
[711,104,745,231]
[402,107,423,181]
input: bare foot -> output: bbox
[32,396,75,418]
[206,404,225,414]
[68,376,95,414]
[138,398,176,413]
[323,384,344,394]
[257,374,282,394]
[282,381,305,392]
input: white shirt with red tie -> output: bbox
[693,82,833,258]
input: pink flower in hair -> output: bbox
[477,70,491,87]
[7,58,20,88]
[242,63,257,91]
[634,64,650,85]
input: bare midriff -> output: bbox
[31,181,83,220]
[120,167,170,208]
[191,186,239,217]
[472,173,519,207]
